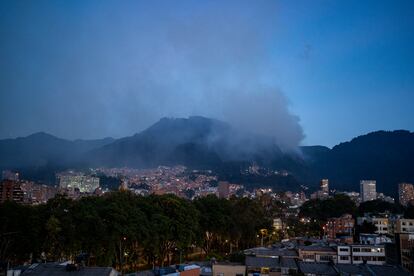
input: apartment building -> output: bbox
[337,245,386,265]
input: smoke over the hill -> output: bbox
[0,0,304,150]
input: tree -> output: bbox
[44,215,63,260]
[230,197,271,249]
[405,204,414,219]
[0,191,273,269]
[354,221,377,240]
[147,194,199,266]
[0,201,41,264]
[193,195,232,255]
[358,200,403,216]
[299,195,356,221]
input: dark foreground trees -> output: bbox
[193,195,270,256]
[0,192,270,271]
[299,194,357,221]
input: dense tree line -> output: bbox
[0,192,270,271]
[299,194,357,221]
[357,199,404,216]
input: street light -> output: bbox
[259,229,268,247]
[120,236,127,275]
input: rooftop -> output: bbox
[334,264,371,275]
[244,247,298,257]
[20,263,116,276]
[245,256,280,269]
[367,264,411,276]
[298,245,336,252]
[298,262,337,276]
[280,257,297,269]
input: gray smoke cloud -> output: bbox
[0,0,304,150]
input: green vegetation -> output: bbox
[354,221,377,236]
[357,199,403,216]
[299,194,357,221]
[295,194,357,237]
[0,192,270,271]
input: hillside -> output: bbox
[0,132,114,169]
[303,130,414,195]
[87,116,287,169]
[1,118,414,196]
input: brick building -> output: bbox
[0,180,24,204]
[325,214,355,242]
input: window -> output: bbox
[319,255,333,262]
[340,248,349,252]
[261,268,269,274]
[302,254,315,260]
[353,248,361,252]
[340,256,349,260]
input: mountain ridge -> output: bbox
[1,117,413,196]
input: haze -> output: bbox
[1,0,413,147]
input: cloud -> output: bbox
[0,0,304,149]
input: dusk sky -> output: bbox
[1,0,413,147]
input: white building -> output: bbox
[58,171,100,193]
[372,218,389,235]
[360,180,377,202]
[337,246,352,264]
[273,218,283,230]
[359,234,392,245]
[337,245,385,265]
[357,216,390,235]
[394,219,414,234]
[320,179,329,193]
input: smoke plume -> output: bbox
[0,0,304,150]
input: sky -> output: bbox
[0,0,413,147]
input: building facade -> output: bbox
[372,217,389,235]
[1,170,19,181]
[58,172,100,193]
[218,181,230,199]
[298,246,337,263]
[360,180,377,202]
[399,183,414,207]
[320,179,329,193]
[273,218,283,231]
[213,263,246,276]
[395,233,414,273]
[325,214,355,241]
[0,180,24,204]
[359,233,392,245]
[394,219,414,234]
[337,245,386,265]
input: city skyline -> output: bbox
[2,1,414,275]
